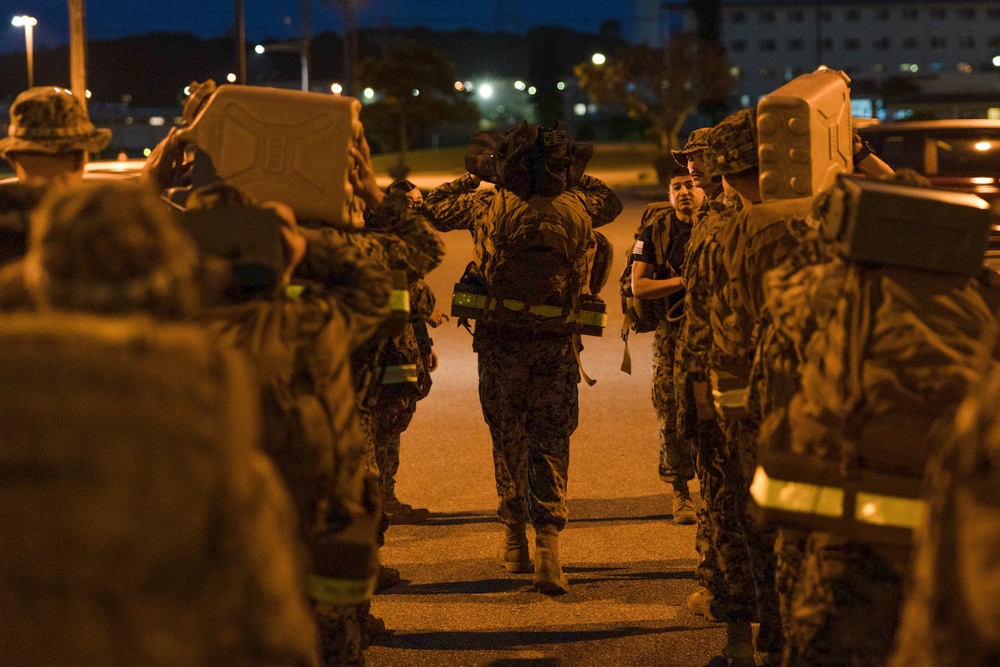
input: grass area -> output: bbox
[371,142,659,176]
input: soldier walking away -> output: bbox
[630,170,704,525]
[424,122,622,595]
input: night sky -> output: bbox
[3,0,635,53]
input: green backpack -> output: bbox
[619,202,672,374]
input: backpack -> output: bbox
[486,192,592,322]
[619,202,672,374]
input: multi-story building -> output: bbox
[635,0,1000,119]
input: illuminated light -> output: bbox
[479,84,493,99]
[975,142,993,152]
[972,177,995,184]
[959,62,974,73]
[149,116,165,126]
[909,64,919,72]
[994,55,1000,67]
[528,86,536,95]
[184,86,191,96]
[255,44,265,54]
[454,81,464,91]
[730,66,741,77]
[989,107,1000,120]
[11,15,37,27]
[591,52,606,65]
[85,89,92,99]
[412,88,419,96]
[464,81,474,91]
[574,103,587,116]
[514,80,526,90]
[125,117,134,125]
[227,72,237,83]
[556,81,566,90]
[143,148,152,157]
[331,83,343,94]
[363,87,375,99]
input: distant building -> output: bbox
[638,0,1000,120]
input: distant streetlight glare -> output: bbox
[975,141,993,151]
[514,80,526,91]
[255,44,266,54]
[454,81,464,91]
[184,86,191,96]
[331,83,343,94]
[226,72,237,83]
[592,53,606,65]
[11,15,37,88]
[363,87,375,99]
[574,103,587,116]
[994,55,1000,67]
[412,88,420,96]
[85,89,91,99]
[479,83,493,99]
[557,81,566,90]
[528,86,536,95]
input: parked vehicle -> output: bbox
[858,120,1000,202]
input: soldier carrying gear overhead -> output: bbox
[425,122,622,596]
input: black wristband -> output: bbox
[853,139,874,169]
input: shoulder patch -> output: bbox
[632,240,644,255]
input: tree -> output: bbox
[574,34,733,183]
[357,42,478,180]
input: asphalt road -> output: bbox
[366,186,733,667]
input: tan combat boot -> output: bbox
[497,523,532,573]
[533,525,569,595]
[672,482,697,525]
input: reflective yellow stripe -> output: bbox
[391,289,410,314]
[712,387,748,409]
[855,492,925,529]
[750,467,844,517]
[307,573,377,605]
[451,291,607,328]
[379,364,418,385]
[285,284,304,300]
[750,467,927,529]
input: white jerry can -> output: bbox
[183,85,364,228]
[757,67,853,202]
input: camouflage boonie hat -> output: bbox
[671,127,712,167]
[0,87,111,158]
[704,108,758,176]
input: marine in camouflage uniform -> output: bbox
[681,109,784,665]
[424,126,621,595]
[0,180,319,666]
[890,354,1000,667]
[298,190,444,664]
[630,172,704,524]
[671,128,741,607]
[0,86,112,299]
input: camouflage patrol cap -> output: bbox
[671,127,712,167]
[0,87,111,158]
[703,108,759,176]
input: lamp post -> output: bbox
[11,15,37,88]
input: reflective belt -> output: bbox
[750,466,926,530]
[712,386,748,410]
[451,291,608,329]
[391,289,411,315]
[378,364,418,385]
[307,573,378,606]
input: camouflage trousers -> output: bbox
[695,415,782,654]
[652,325,695,487]
[373,420,402,501]
[316,603,364,667]
[475,331,580,531]
[774,527,809,666]
[785,533,905,667]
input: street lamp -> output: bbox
[591,52,606,66]
[11,15,37,88]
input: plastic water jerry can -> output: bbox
[183,85,364,229]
